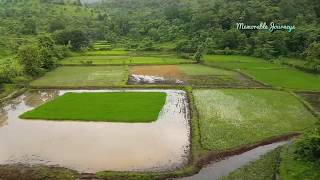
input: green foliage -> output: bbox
[294,123,320,163]
[18,45,43,77]
[305,42,320,62]
[280,145,320,180]
[54,29,89,51]
[21,92,167,122]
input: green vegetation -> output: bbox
[84,50,129,56]
[193,89,317,150]
[245,68,320,90]
[30,66,127,87]
[61,55,193,65]
[0,84,19,99]
[204,55,320,90]
[221,148,281,180]
[178,64,236,76]
[21,92,167,122]
[279,145,320,180]
[0,164,79,180]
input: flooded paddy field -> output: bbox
[0,89,190,173]
[128,64,263,87]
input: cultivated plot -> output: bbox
[204,55,320,90]
[129,64,263,87]
[193,89,317,150]
[0,90,190,173]
[21,92,167,122]
[30,66,127,87]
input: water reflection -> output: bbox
[0,89,190,173]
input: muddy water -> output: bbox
[0,89,190,173]
[179,141,288,180]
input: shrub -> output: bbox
[294,123,320,163]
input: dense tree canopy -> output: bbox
[0,0,319,84]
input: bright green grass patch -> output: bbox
[279,145,320,180]
[220,148,281,180]
[20,92,167,122]
[243,68,320,90]
[204,55,284,69]
[193,89,317,150]
[30,66,127,87]
[178,64,237,76]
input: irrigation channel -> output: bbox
[178,141,289,180]
[0,89,190,173]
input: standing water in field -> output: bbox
[0,89,190,173]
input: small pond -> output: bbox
[0,89,190,173]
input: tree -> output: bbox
[18,45,42,77]
[193,45,205,63]
[305,42,320,61]
[54,29,89,51]
[48,19,66,33]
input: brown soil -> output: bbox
[297,92,320,113]
[130,65,184,79]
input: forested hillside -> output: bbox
[0,0,319,87]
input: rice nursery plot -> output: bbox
[128,64,263,87]
[193,89,317,150]
[30,66,127,87]
[204,55,320,90]
[20,92,167,122]
[297,92,320,112]
[0,89,190,172]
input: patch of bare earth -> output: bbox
[129,65,185,85]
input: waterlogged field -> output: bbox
[30,66,127,87]
[129,64,262,87]
[204,55,320,90]
[21,92,167,122]
[193,89,317,150]
[0,90,190,172]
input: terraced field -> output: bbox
[30,66,128,87]
[204,55,320,90]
